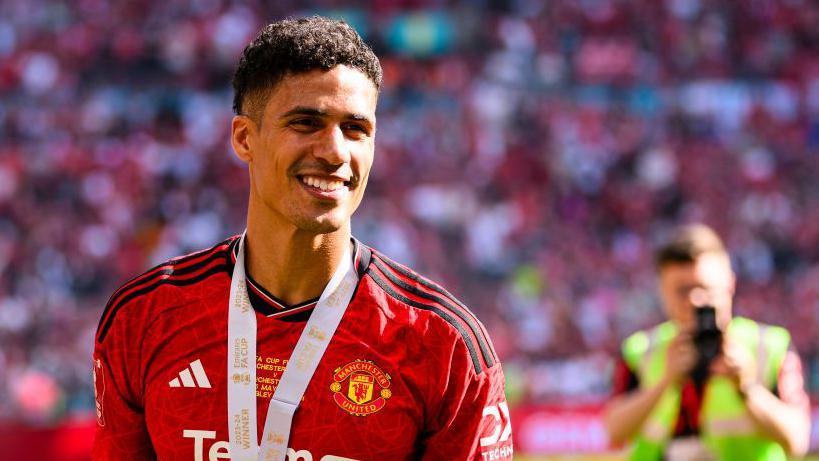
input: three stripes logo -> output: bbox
[169,359,211,389]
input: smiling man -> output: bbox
[92,17,511,461]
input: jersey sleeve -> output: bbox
[420,341,513,461]
[92,296,156,460]
[612,355,640,397]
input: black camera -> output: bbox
[690,306,722,386]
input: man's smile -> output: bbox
[297,174,352,200]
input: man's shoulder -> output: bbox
[732,317,792,344]
[622,321,675,345]
[95,235,238,344]
[733,318,795,372]
[362,246,479,331]
[736,316,788,332]
[360,244,499,375]
[621,321,676,367]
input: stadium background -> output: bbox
[2,0,819,459]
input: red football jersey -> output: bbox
[92,236,513,460]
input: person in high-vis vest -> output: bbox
[603,224,810,461]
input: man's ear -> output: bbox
[231,115,256,164]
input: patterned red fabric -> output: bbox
[92,236,511,460]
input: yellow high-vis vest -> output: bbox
[621,317,791,461]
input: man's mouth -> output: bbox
[298,175,351,194]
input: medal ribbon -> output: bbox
[227,232,358,461]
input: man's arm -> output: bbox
[92,295,155,460]
[603,332,698,445]
[420,345,513,460]
[92,351,154,459]
[604,374,674,445]
[721,342,811,456]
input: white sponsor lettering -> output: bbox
[481,444,514,460]
[498,402,512,443]
[184,430,216,461]
[211,441,231,459]
[480,406,502,447]
[480,401,513,448]
[183,430,359,461]
[287,449,312,461]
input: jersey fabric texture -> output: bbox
[92,236,512,461]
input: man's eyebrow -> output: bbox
[347,114,373,124]
[281,106,328,118]
[280,106,373,124]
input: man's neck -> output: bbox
[244,218,350,307]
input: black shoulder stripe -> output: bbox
[376,253,479,319]
[374,255,499,364]
[353,239,372,278]
[107,236,234,313]
[377,254,499,362]
[372,258,495,369]
[96,263,229,344]
[368,269,483,374]
[95,246,228,340]
[228,235,240,260]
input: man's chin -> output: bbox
[292,214,347,235]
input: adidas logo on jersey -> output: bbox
[169,359,211,389]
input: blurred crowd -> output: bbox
[1,0,819,423]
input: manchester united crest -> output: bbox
[330,359,392,416]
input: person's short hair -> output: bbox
[232,16,383,122]
[655,224,728,269]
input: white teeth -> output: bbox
[301,176,345,192]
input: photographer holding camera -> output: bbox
[604,224,810,461]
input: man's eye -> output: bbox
[291,119,319,129]
[343,123,368,135]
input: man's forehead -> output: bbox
[660,254,732,282]
[266,66,378,115]
[694,253,732,279]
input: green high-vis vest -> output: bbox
[621,317,791,461]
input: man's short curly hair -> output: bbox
[232,16,382,121]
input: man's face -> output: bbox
[232,65,378,234]
[658,253,736,331]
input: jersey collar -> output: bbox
[227,235,370,320]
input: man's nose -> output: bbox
[313,125,351,165]
[688,287,711,307]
